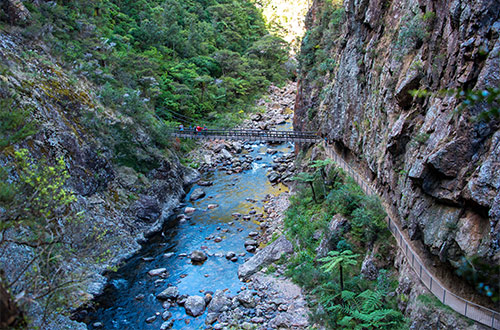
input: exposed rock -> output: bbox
[238,236,293,280]
[2,0,30,25]
[184,207,196,214]
[160,320,174,330]
[206,290,231,314]
[184,295,206,317]
[157,286,179,300]
[190,250,208,263]
[190,188,206,201]
[267,171,280,183]
[148,268,167,277]
[131,195,161,222]
[236,290,255,308]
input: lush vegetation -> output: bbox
[0,149,116,327]
[284,160,406,329]
[298,0,344,84]
[21,0,291,130]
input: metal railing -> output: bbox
[324,145,500,329]
[168,128,322,143]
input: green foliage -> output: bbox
[0,73,37,150]
[410,87,500,122]
[319,250,359,274]
[0,149,116,325]
[333,289,406,329]
[284,157,403,329]
[24,0,291,138]
[396,13,428,52]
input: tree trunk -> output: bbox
[308,182,317,203]
[0,281,24,329]
[339,263,344,292]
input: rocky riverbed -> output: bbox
[82,82,311,330]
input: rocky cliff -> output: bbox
[0,29,197,329]
[295,0,499,306]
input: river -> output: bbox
[84,135,294,329]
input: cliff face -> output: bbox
[295,0,499,301]
[0,30,197,328]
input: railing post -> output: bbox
[465,301,468,316]
[430,277,433,291]
[443,290,446,303]
[419,264,422,278]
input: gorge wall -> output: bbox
[295,0,500,306]
[0,30,197,329]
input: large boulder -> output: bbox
[3,0,30,25]
[184,295,206,317]
[206,290,231,314]
[190,188,206,201]
[238,236,293,280]
[131,195,161,222]
[190,250,208,263]
[157,286,179,300]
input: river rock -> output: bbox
[190,188,206,201]
[148,268,167,277]
[198,180,213,186]
[185,207,196,214]
[157,286,179,300]
[145,315,156,323]
[267,171,280,183]
[207,204,219,209]
[162,310,172,321]
[226,252,236,259]
[205,312,218,325]
[160,320,174,330]
[184,295,206,317]
[190,250,208,263]
[244,239,258,247]
[238,236,293,280]
[207,290,231,314]
[236,290,256,308]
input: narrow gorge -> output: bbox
[0,0,499,329]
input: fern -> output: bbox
[337,289,406,329]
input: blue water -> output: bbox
[85,139,293,330]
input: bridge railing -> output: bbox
[168,128,322,142]
[324,146,500,329]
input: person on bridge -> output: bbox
[179,124,184,131]
[196,126,202,135]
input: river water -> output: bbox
[84,137,293,329]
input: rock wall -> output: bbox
[295,0,499,306]
[0,30,197,329]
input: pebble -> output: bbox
[214,237,222,243]
[145,315,156,323]
[135,294,145,300]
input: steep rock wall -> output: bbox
[295,0,499,304]
[0,30,197,328]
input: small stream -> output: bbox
[84,135,293,329]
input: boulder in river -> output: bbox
[184,207,196,214]
[197,180,213,186]
[190,188,206,201]
[157,286,179,300]
[207,290,231,314]
[267,171,280,183]
[184,295,206,317]
[148,268,167,277]
[238,236,293,280]
[160,320,174,330]
[190,250,208,263]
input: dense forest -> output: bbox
[0,0,293,327]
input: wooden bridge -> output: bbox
[169,128,322,143]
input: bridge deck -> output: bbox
[170,129,322,143]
